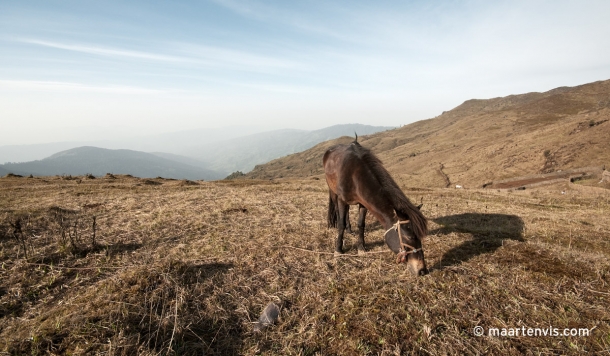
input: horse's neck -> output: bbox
[376,209,397,231]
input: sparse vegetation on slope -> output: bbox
[225,171,247,180]
[1,175,609,354]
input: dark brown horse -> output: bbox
[323,137,429,275]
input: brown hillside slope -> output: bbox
[247,79,610,187]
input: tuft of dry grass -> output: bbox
[0,176,609,355]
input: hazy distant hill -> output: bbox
[150,152,211,170]
[186,124,394,173]
[246,79,610,187]
[0,126,270,164]
[0,141,91,164]
[0,125,389,173]
[0,146,223,180]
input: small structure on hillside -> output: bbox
[601,170,610,183]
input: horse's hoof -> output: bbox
[334,251,343,258]
[357,249,366,256]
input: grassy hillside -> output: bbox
[246,80,610,187]
[1,176,608,354]
[0,146,223,180]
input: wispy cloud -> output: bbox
[19,39,187,62]
[232,81,315,94]
[18,37,304,74]
[174,43,303,72]
[0,80,167,94]
[209,0,356,42]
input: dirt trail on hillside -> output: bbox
[484,166,602,189]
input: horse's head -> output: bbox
[384,220,428,276]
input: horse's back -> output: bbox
[323,143,366,199]
[323,143,360,175]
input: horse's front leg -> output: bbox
[356,204,367,255]
[335,200,349,255]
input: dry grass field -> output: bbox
[1,175,609,355]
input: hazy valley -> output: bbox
[0,124,392,179]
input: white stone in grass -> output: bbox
[253,302,280,332]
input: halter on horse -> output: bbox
[384,220,423,264]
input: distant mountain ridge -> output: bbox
[184,124,394,173]
[0,124,393,176]
[246,79,610,187]
[0,146,222,180]
[0,166,10,176]
[0,124,393,179]
[0,126,270,164]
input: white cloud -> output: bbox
[0,80,167,94]
[209,0,357,42]
[19,39,187,62]
[18,38,305,75]
[172,43,304,72]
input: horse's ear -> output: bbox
[417,204,423,210]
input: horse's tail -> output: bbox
[327,193,337,228]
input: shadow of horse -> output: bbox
[430,213,524,270]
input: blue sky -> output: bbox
[1,0,610,145]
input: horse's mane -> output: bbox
[351,140,428,239]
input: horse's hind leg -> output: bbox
[356,204,367,255]
[334,199,349,255]
[345,206,353,234]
